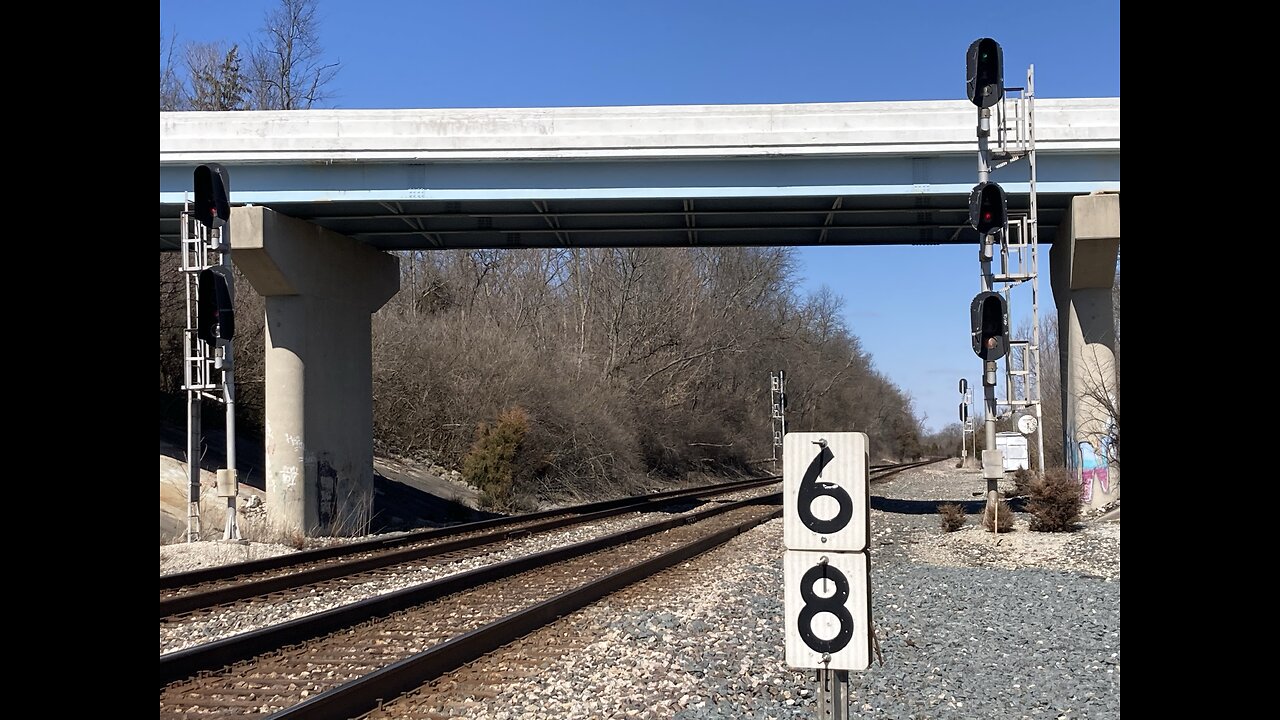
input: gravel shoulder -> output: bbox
[871,463,1120,581]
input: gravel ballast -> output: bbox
[161,463,1119,718]
[160,512,709,655]
[403,525,1117,719]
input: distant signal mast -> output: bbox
[770,371,787,461]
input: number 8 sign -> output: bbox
[783,550,871,670]
[783,432,869,552]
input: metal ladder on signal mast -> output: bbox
[988,66,1047,473]
[179,204,222,541]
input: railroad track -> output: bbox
[866,457,944,481]
[159,459,942,719]
[160,476,781,622]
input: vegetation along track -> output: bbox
[159,459,940,718]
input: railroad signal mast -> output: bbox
[958,378,973,461]
[181,164,240,542]
[965,38,1047,521]
[770,371,787,461]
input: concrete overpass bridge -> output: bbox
[159,98,1120,536]
[160,98,1118,250]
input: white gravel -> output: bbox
[160,540,299,576]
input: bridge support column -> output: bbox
[1049,193,1119,510]
[231,207,399,537]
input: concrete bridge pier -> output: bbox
[231,207,399,537]
[1049,193,1120,510]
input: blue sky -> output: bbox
[160,0,1120,432]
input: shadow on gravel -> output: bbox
[871,496,1028,515]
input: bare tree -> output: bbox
[160,29,185,111]
[369,243,928,503]
[1080,260,1120,472]
[1022,313,1063,468]
[186,42,248,111]
[1112,267,1120,369]
[248,0,340,110]
[1078,347,1119,468]
[159,254,186,396]
[923,423,964,457]
[1107,265,1120,464]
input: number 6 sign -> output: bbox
[783,432,869,552]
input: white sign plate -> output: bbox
[1017,413,1039,435]
[783,432,869,552]
[783,550,871,671]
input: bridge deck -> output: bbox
[159,98,1119,250]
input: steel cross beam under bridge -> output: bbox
[159,98,1118,251]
